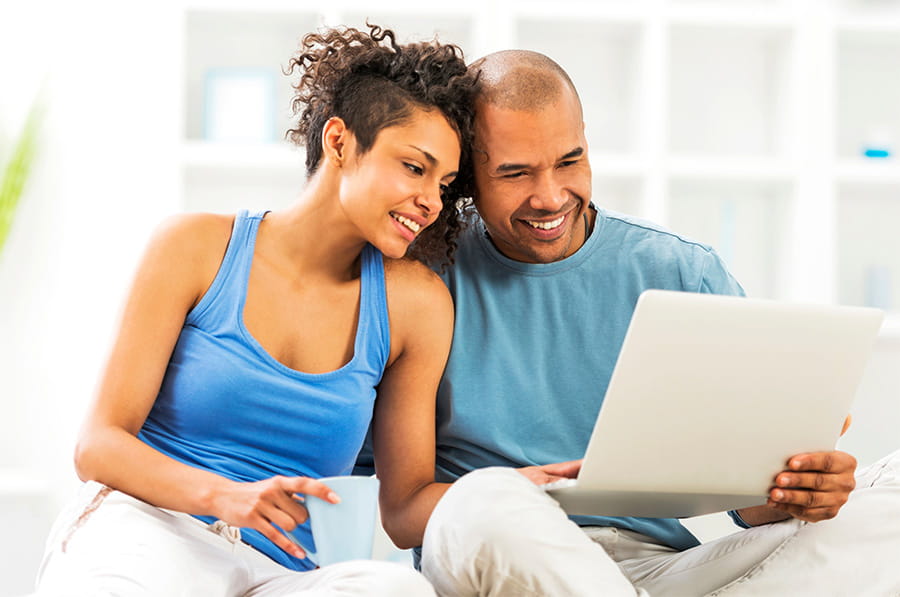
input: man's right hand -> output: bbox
[517,460,582,485]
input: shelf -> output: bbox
[666,156,794,181]
[590,153,645,178]
[836,158,900,183]
[181,140,305,170]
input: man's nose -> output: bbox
[529,172,567,212]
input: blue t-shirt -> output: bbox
[434,207,745,551]
[139,210,390,570]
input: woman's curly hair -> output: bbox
[285,23,478,269]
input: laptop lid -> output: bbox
[548,289,884,518]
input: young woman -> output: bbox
[35,24,477,596]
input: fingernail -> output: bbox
[294,548,306,558]
[328,491,341,503]
[778,475,791,486]
[790,459,802,470]
[773,489,784,501]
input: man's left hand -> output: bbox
[766,450,857,522]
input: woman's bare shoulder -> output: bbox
[138,212,237,301]
[382,257,450,303]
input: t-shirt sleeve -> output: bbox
[697,248,746,297]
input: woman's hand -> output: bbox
[211,476,340,559]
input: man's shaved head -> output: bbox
[470,50,581,115]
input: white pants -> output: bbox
[421,450,900,597]
[35,482,435,597]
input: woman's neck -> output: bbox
[260,171,367,283]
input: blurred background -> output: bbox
[2,0,900,593]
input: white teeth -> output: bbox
[527,215,565,230]
[392,214,421,234]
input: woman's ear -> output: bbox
[321,117,349,168]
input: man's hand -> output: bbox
[764,450,857,522]
[517,460,582,485]
[738,415,857,526]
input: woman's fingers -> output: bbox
[283,476,341,504]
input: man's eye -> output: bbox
[405,163,424,175]
[502,172,526,179]
[559,160,578,168]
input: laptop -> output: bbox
[544,289,884,518]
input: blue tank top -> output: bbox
[138,210,390,571]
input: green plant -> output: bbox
[0,100,43,257]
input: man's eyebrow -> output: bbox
[496,162,530,174]
[561,147,584,161]
[494,147,585,174]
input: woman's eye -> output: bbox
[440,183,450,195]
[405,163,424,175]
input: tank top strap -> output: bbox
[358,243,391,377]
[186,210,266,330]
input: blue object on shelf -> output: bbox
[863,148,891,159]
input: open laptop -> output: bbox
[544,289,884,518]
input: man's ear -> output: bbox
[321,117,349,167]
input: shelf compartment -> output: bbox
[666,179,793,298]
[512,19,642,155]
[667,24,796,159]
[836,182,900,311]
[836,30,900,161]
[184,10,320,144]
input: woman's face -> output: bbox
[338,108,461,259]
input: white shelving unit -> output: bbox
[178,0,900,337]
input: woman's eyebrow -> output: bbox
[407,145,437,166]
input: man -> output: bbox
[412,50,900,596]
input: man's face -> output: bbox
[472,91,592,264]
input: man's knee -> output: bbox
[422,466,575,573]
[426,467,553,543]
